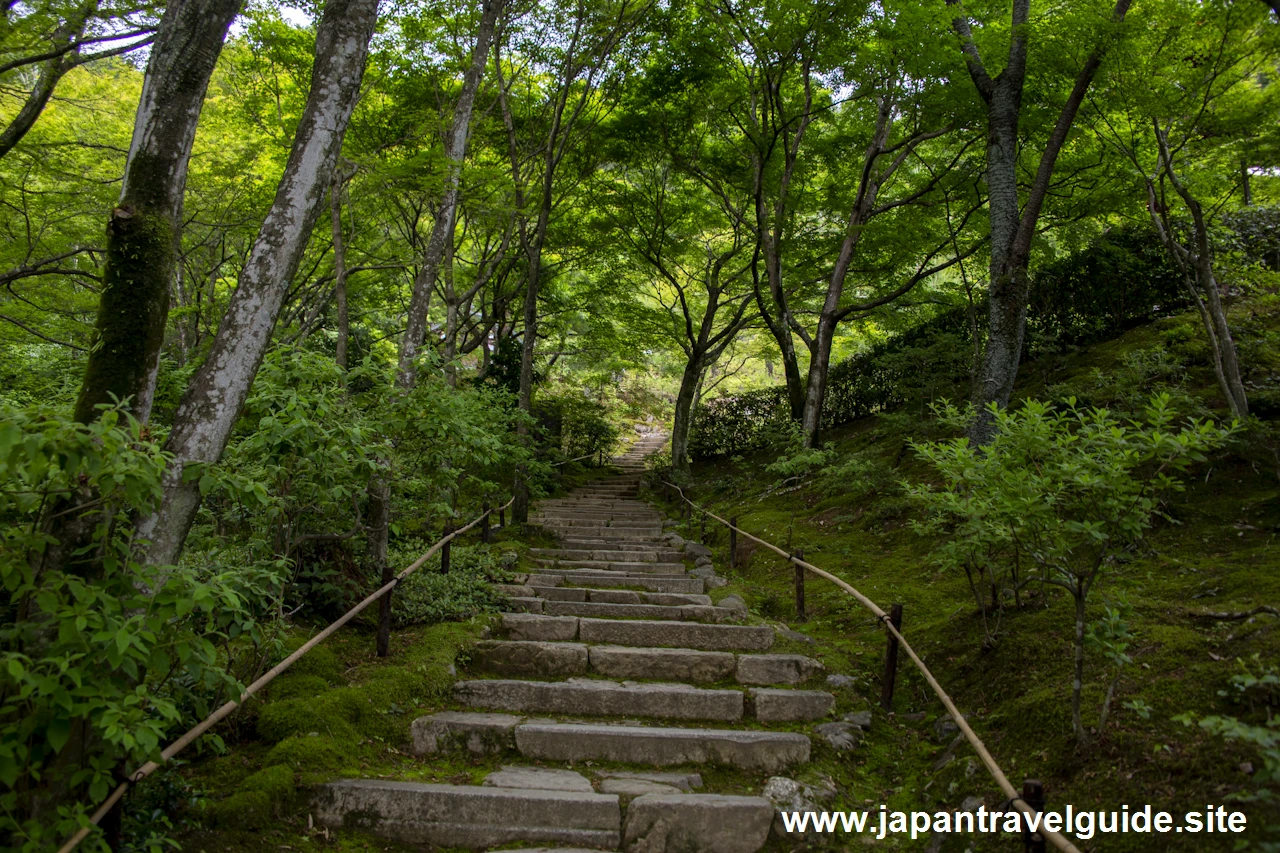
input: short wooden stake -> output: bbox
[880,602,904,710]
[499,507,505,528]
[1022,779,1046,853]
[376,559,393,658]
[793,549,806,621]
[441,521,454,574]
[481,503,491,543]
[729,517,738,568]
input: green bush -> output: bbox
[909,394,1233,742]
[0,402,283,850]
[389,543,510,627]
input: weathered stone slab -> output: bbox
[748,688,835,722]
[515,723,809,773]
[501,613,579,642]
[507,597,544,614]
[596,771,703,793]
[472,641,589,678]
[735,654,824,686]
[623,793,773,853]
[586,588,643,604]
[532,586,588,602]
[578,618,773,651]
[313,780,620,850]
[544,601,738,623]
[483,766,593,793]
[599,778,680,798]
[411,712,522,757]
[589,645,735,683]
[455,678,744,721]
[642,592,712,606]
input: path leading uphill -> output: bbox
[315,427,838,851]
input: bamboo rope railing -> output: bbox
[661,480,1083,853]
[57,497,513,853]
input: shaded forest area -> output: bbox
[4,0,1280,849]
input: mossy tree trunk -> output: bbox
[138,0,381,568]
[73,0,242,425]
[951,0,1132,447]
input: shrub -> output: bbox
[0,401,282,850]
[909,394,1233,742]
[390,551,509,627]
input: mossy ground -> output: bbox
[652,296,1280,851]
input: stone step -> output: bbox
[551,532,669,542]
[531,587,712,606]
[528,573,704,594]
[624,793,773,853]
[537,520,663,532]
[557,539,672,551]
[534,559,687,574]
[532,510,661,521]
[530,548,685,563]
[533,518,662,529]
[578,618,775,652]
[471,642,820,686]
[535,558,691,571]
[542,600,740,623]
[514,722,809,773]
[313,780,620,850]
[454,678,745,722]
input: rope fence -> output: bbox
[660,480,1082,853]
[57,496,513,853]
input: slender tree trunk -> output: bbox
[398,0,501,387]
[670,354,703,472]
[443,244,460,386]
[1072,590,1088,743]
[800,314,838,448]
[139,0,380,567]
[331,171,350,370]
[968,90,1024,446]
[72,0,241,424]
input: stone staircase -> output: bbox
[314,428,835,851]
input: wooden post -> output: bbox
[499,507,505,528]
[482,503,491,543]
[793,549,806,621]
[880,603,904,710]
[729,517,737,568]
[1022,780,1046,853]
[441,521,454,574]
[700,510,706,542]
[376,560,393,657]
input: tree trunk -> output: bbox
[1072,590,1088,743]
[800,313,838,448]
[139,0,379,567]
[331,170,350,370]
[968,88,1024,446]
[670,355,703,472]
[72,0,241,425]
[397,0,501,387]
[511,244,541,523]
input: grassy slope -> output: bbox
[661,299,1280,851]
